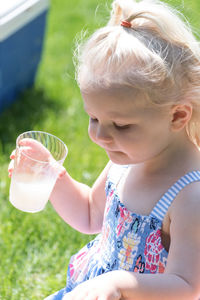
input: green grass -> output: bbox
[0,0,199,299]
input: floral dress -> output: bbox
[45,164,200,299]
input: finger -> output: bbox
[18,146,36,157]
[58,166,66,178]
[18,138,45,149]
[19,139,52,158]
[18,138,39,146]
[10,150,16,160]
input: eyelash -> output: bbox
[90,117,130,130]
[114,123,130,130]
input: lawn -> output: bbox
[0,0,199,299]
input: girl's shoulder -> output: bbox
[169,178,200,219]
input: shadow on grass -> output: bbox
[0,88,64,152]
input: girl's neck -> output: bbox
[134,133,200,178]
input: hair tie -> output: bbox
[120,20,132,28]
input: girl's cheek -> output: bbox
[88,125,96,142]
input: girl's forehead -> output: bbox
[81,86,170,119]
[82,86,151,110]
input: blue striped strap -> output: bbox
[150,171,200,222]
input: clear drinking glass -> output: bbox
[9,131,68,213]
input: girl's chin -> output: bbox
[106,150,131,165]
[106,150,145,165]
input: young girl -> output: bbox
[9,0,200,299]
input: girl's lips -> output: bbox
[105,148,117,152]
[105,149,122,154]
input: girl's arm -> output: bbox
[64,270,199,300]
[49,160,112,234]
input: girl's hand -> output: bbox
[8,138,66,178]
[63,271,122,300]
[8,149,16,177]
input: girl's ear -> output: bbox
[170,104,193,131]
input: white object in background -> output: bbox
[0,0,49,41]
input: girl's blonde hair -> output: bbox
[75,0,200,148]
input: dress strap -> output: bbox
[107,164,129,187]
[149,171,200,222]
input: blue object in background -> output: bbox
[0,0,49,112]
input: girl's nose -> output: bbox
[91,123,112,143]
[96,124,112,142]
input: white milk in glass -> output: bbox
[9,174,56,212]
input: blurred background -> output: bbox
[0,0,199,299]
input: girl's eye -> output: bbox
[114,123,130,130]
